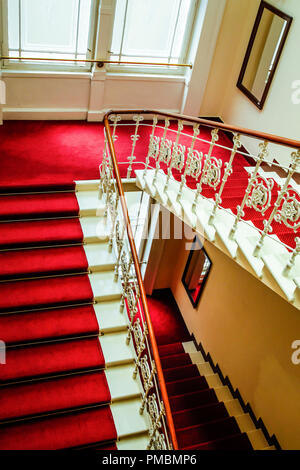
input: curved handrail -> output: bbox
[105,109,300,150]
[103,115,179,450]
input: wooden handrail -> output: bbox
[103,115,179,450]
[105,109,300,150]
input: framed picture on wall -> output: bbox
[182,236,212,308]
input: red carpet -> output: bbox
[0,245,88,280]
[0,407,117,450]
[0,274,93,312]
[0,218,84,249]
[0,305,99,345]
[0,185,118,450]
[149,289,253,450]
[0,371,110,422]
[0,337,104,383]
[0,120,296,248]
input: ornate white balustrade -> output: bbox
[100,139,174,450]
[102,111,300,306]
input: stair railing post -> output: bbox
[253,149,300,257]
[120,252,133,312]
[283,237,300,276]
[229,141,269,240]
[177,123,200,202]
[143,115,158,178]
[114,221,125,281]
[164,120,184,190]
[125,282,139,345]
[153,118,171,185]
[108,193,119,253]
[132,318,148,379]
[127,114,144,178]
[99,132,108,200]
[208,133,242,225]
[140,359,156,414]
[192,128,219,213]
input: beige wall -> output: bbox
[152,220,300,449]
[200,0,300,166]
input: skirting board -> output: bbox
[2,107,182,122]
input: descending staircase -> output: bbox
[0,181,276,450]
[158,341,274,450]
[0,183,150,450]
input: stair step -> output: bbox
[0,192,79,221]
[158,342,184,358]
[163,364,199,382]
[184,431,253,450]
[111,398,148,438]
[0,371,110,423]
[0,245,88,281]
[0,218,83,250]
[169,388,218,413]
[0,274,93,313]
[84,243,116,272]
[117,434,148,450]
[161,353,192,369]
[105,364,142,402]
[177,416,241,448]
[0,337,104,385]
[80,216,109,243]
[76,191,105,217]
[94,300,127,334]
[0,304,98,346]
[166,375,208,397]
[100,331,134,367]
[89,271,122,302]
[0,406,117,450]
[173,402,229,430]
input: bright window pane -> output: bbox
[111,0,195,63]
[7,0,94,64]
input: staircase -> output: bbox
[0,184,150,450]
[0,108,298,450]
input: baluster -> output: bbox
[146,395,165,449]
[109,114,121,142]
[208,134,242,225]
[153,118,170,185]
[114,221,125,281]
[192,128,219,213]
[253,149,300,257]
[127,114,144,178]
[140,358,156,414]
[132,318,148,379]
[283,237,300,276]
[229,141,269,239]
[177,123,200,202]
[143,115,158,178]
[164,120,184,190]
[108,192,119,252]
[99,132,108,200]
[120,252,133,312]
[126,282,139,345]
[150,432,168,450]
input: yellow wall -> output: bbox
[200,0,300,166]
[153,222,300,449]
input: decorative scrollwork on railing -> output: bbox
[147,394,166,449]
[133,318,148,379]
[171,143,186,172]
[139,356,156,414]
[186,150,203,180]
[126,283,139,345]
[201,157,222,189]
[274,188,300,232]
[246,176,274,214]
[149,432,168,450]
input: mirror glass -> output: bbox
[237,2,292,109]
[182,237,212,308]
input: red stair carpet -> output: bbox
[0,187,117,450]
[0,120,296,248]
[148,289,253,450]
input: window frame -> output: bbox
[1,0,100,73]
[106,0,199,76]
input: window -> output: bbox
[109,0,197,73]
[2,0,97,70]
